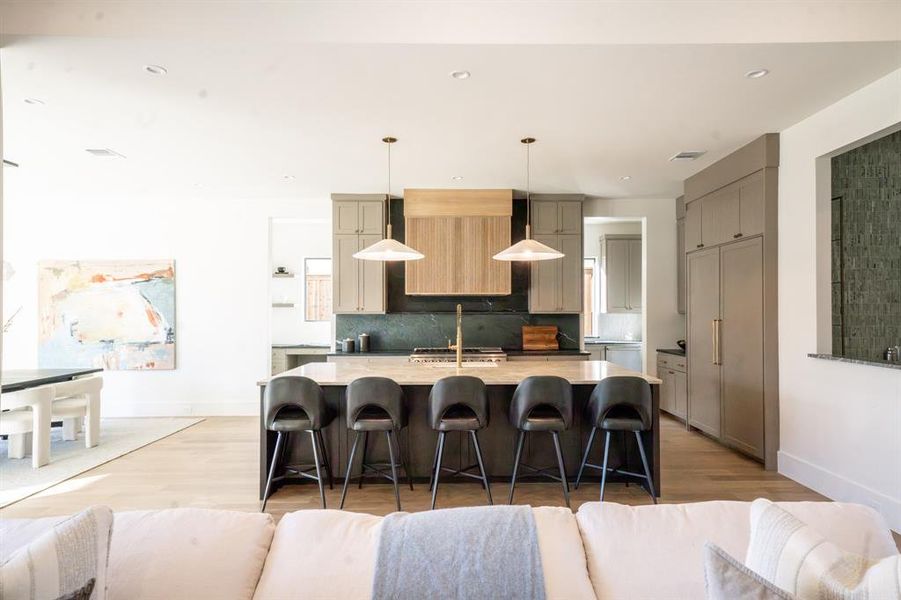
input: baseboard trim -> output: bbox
[102,402,258,418]
[779,450,900,533]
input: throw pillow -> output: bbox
[745,498,900,599]
[703,542,794,599]
[0,505,113,600]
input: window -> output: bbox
[304,258,332,321]
[583,258,596,337]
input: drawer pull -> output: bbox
[696,243,704,249]
[733,232,743,239]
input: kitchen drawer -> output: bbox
[657,353,687,372]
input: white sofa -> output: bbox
[1,501,896,600]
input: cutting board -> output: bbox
[522,325,559,351]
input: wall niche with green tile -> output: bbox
[830,129,900,361]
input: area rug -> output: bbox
[0,417,203,507]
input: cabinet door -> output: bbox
[334,201,360,234]
[358,233,385,313]
[685,200,703,251]
[627,238,642,312]
[606,347,642,372]
[720,237,764,459]
[739,173,765,238]
[559,234,582,313]
[358,201,385,235]
[604,238,630,312]
[557,202,582,234]
[687,247,721,438]
[333,234,360,313]
[700,193,721,248]
[588,346,605,361]
[530,202,559,234]
[717,186,741,243]
[529,234,560,312]
[673,370,688,419]
[659,369,674,413]
[677,218,686,314]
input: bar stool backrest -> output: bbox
[263,376,327,430]
[588,376,652,430]
[509,375,573,429]
[428,376,488,429]
[346,377,406,429]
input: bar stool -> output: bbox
[574,376,656,503]
[508,375,573,508]
[340,377,412,512]
[427,376,492,510]
[261,376,335,511]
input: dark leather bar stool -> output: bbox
[574,376,657,503]
[508,375,573,508]
[340,377,412,512]
[427,376,492,510]
[261,376,334,511]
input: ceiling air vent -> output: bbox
[669,151,706,162]
[85,148,126,158]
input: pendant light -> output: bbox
[353,137,425,262]
[493,137,564,261]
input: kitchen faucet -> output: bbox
[446,304,463,367]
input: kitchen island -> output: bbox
[257,360,662,500]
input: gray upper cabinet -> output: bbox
[685,199,703,250]
[686,171,766,253]
[528,197,584,314]
[677,216,686,315]
[332,196,386,314]
[601,235,641,313]
[738,172,765,238]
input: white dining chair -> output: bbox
[0,408,34,459]
[51,376,103,448]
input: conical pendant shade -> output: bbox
[492,237,564,261]
[354,229,425,262]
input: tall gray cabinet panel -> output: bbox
[529,196,584,314]
[600,235,641,314]
[687,247,721,438]
[331,195,386,314]
[720,237,764,459]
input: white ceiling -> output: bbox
[2,2,900,201]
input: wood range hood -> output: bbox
[404,189,512,296]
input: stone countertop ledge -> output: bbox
[808,353,901,370]
[258,359,661,387]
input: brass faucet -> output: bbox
[455,304,463,367]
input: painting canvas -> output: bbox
[38,260,176,370]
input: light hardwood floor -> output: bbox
[0,414,827,520]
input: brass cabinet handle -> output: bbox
[714,319,723,365]
[711,320,718,365]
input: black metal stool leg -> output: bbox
[428,434,441,492]
[551,431,570,508]
[316,430,334,490]
[508,431,526,505]
[261,431,284,512]
[358,432,369,489]
[574,426,596,490]
[309,430,326,509]
[599,431,611,502]
[470,430,492,505]
[385,431,402,512]
[430,432,447,510]
[635,430,657,504]
[621,432,630,487]
[396,432,414,491]
[340,431,361,509]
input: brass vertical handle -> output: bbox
[715,319,722,365]
[711,320,718,365]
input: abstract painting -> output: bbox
[38,260,176,370]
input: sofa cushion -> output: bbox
[108,509,274,600]
[576,501,896,600]
[252,506,595,600]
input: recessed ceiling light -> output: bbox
[85,148,126,158]
[283,175,295,181]
[24,98,45,105]
[144,64,168,75]
[450,70,471,80]
[620,175,632,181]
[670,151,707,162]
[452,176,464,181]
[745,69,769,79]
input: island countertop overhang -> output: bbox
[257,360,661,387]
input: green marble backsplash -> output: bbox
[831,129,901,361]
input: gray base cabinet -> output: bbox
[657,352,687,421]
[586,343,642,372]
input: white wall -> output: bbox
[583,198,684,374]
[269,219,332,346]
[777,68,901,531]
[2,186,332,416]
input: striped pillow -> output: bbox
[0,506,113,600]
[745,498,900,599]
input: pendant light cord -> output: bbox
[526,141,530,237]
[387,139,392,230]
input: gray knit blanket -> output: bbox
[371,505,546,600]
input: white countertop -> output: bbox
[258,359,661,386]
